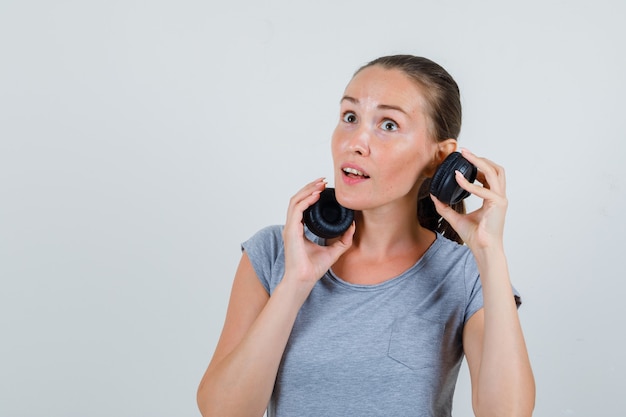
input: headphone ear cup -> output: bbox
[303,188,354,239]
[429,152,477,205]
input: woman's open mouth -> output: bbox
[342,167,370,179]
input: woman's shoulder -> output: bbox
[242,224,284,254]
[425,233,477,276]
[240,225,287,293]
[433,232,472,257]
[250,224,284,239]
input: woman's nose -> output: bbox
[346,126,371,156]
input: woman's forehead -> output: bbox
[343,66,427,113]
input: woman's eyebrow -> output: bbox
[340,96,408,115]
[378,104,408,115]
[340,95,358,104]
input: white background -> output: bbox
[1,0,625,416]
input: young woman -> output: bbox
[197,55,535,417]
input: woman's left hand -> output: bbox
[431,149,508,251]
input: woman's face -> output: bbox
[331,65,440,211]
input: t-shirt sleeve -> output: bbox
[463,252,523,324]
[241,225,284,294]
[463,252,484,324]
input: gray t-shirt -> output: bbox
[242,225,500,417]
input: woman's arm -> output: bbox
[197,179,354,417]
[462,248,535,417]
[432,149,535,417]
[196,252,314,417]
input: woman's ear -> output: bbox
[424,139,458,177]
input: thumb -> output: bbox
[430,194,462,227]
[326,221,355,260]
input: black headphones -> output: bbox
[304,152,477,239]
[303,188,354,239]
[429,151,477,205]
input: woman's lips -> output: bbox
[340,164,370,184]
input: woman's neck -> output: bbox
[329,200,437,285]
[352,195,435,254]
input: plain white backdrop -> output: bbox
[1,0,625,416]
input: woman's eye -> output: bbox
[342,112,357,123]
[381,119,398,131]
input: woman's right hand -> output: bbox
[281,178,355,290]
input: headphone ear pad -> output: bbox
[430,152,477,205]
[303,188,354,239]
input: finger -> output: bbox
[454,170,497,201]
[460,149,506,195]
[286,178,327,216]
[455,170,508,213]
[285,178,327,234]
[288,178,327,207]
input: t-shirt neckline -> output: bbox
[326,232,443,291]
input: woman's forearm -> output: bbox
[197,278,312,417]
[472,246,535,417]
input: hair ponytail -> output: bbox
[417,178,466,245]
